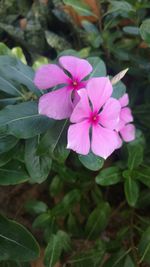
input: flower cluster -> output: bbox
[34,56,135,159]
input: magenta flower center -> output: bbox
[89,111,100,125]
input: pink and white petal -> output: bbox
[116,118,126,132]
[59,56,92,81]
[38,87,73,120]
[34,64,68,89]
[119,93,129,107]
[120,107,133,124]
[70,89,91,123]
[91,125,118,159]
[99,98,121,129]
[87,77,113,112]
[120,124,136,142]
[67,120,90,155]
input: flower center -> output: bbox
[89,112,99,125]
[72,81,78,86]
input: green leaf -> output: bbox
[0,71,22,96]
[96,166,121,186]
[138,226,150,264]
[0,214,40,261]
[37,120,69,163]
[103,249,128,267]
[0,135,18,154]
[52,189,81,217]
[25,200,48,215]
[25,137,52,183]
[70,240,105,267]
[123,26,139,36]
[32,213,51,229]
[124,255,135,267]
[124,174,139,207]
[63,0,95,17]
[79,152,104,171]
[44,230,71,267]
[127,143,144,170]
[136,167,150,188]
[140,19,150,45]
[50,175,63,197]
[0,56,39,95]
[112,80,126,99]
[88,57,107,77]
[0,102,53,138]
[85,202,111,239]
[0,161,29,185]
[107,1,134,15]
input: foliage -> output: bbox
[0,0,150,266]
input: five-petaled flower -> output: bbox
[116,93,135,148]
[67,77,121,159]
[34,56,92,120]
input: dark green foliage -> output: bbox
[0,0,150,266]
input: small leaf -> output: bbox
[0,135,18,154]
[88,57,106,77]
[96,166,121,186]
[0,214,40,261]
[25,137,52,183]
[63,0,96,17]
[140,19,150,45]
[111,68,129,85]
[79,152,104,171]
[0,161,29,185]
[124,174,139,207]
[138,226,150,264]
[25,200,48,215]
[44,230,71,267]
[85,202,111,239]
[112,80,126,99]
[127,143,144,170]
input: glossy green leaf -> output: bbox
[25,200,48,215]
[25,137,52,183]
[140,19,150,45]
[123,26,139,36]
[0,214,40,261]
[0,102,53,138]
[63,0,95,17]
[127,143,144,170]
[37,120,69,163]
[96,166,121,186]
[0,161,29,185]
[138,226,150,264]
[0,56,39,95]
[124,175,139,206]
[44,230,71,267]
[0,135,18,154]
[88,57,106,77]
[85,202,111,239]
[136,167,150,188]
[79,152,104,171]
[112,80,126,99]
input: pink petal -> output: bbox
[120,107,133,124]
[34,64,68,89]
[70,89,91,123]
[99,98,121,129]
[119,93,129,107]
[38,87,73,120]
[87,77,113,112]
[91,125,118,159]
[67,120,90,155]
[120,124,136,142]
[59,56,92,81]
[115,132,123,149]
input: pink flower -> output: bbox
[116,93,135,147]
[34,56,92,120]
[67,77,121,159]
